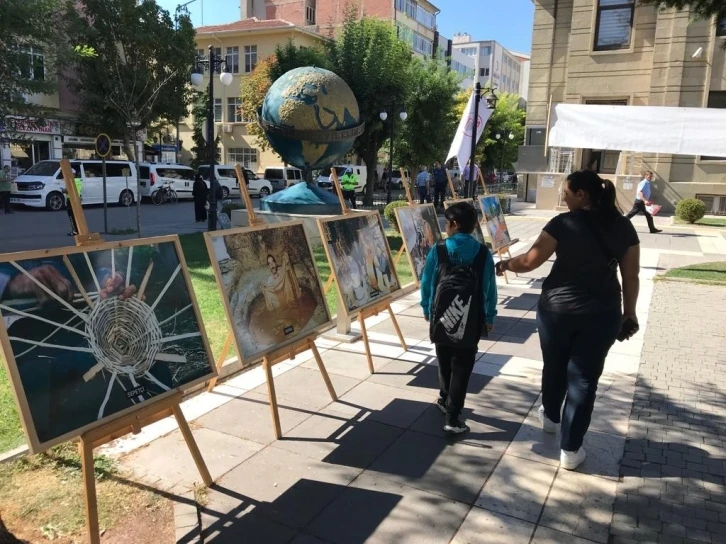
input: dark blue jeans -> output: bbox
[537,306,621,451]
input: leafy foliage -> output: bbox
[639,0,726,20]
[676,198,707,224]
[384,200,410,232]
[481,93,526,173]
[190,90,221,170]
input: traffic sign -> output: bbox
[95,133,111,158]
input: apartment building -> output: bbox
[524,0,726,213]
[184,19,324,172]
[452,34,529,98]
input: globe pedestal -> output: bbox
[260,182,343,215]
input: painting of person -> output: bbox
[395,204,442,282]
[262,253,301,311]
[479,196,512,251]
[445,198,487,245]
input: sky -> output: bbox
[157,0,535,54]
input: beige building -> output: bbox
[524,0,726,213]
[183,19,324,173]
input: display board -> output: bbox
[444,198,487,245]
[478,195,513,251]
[394,203,442,282]
[317,211,400,317]
[0,236,215,453]
[205,221,332,366]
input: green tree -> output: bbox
[190,90,221,170]
[639,0,726,19]
[0,0,80,119]
[393,57,461,176]
[480,93,525,177]
[326,15,412,205]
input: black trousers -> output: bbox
[625,200,656,231]
[436,344,477,418]
[417,186,429,204]
[433,185,446,208]
[194,198,207,221]
[342,189,356,209]
[0,191,10,213]
[537,307,621,452]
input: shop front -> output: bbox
[0,117,63,174]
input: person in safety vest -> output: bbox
[66,168,83,236]
[340,168,358,210]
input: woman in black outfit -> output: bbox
[192,174,208,222]
[496,170,641,471]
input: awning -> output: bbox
[548,104,726,158]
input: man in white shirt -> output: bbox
[625,171,661,234]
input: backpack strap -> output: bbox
[436,240,449,265]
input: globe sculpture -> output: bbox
[259,66,364,171]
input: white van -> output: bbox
[317,165,368,194]
[263,165,304,192]
[11,160,137,211]
[138,163,195,200]
[197,165,273,198]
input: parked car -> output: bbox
[388,169,410,190]
[264,165,304,192]
[317,165,368,194]
[10,159,137,211]
[138,163,195,200]
[197,165,273,198]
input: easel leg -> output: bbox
[394,245,405,266]
[507,248,519,278]
[207,331,234,391]
[173,405,213,486]
[263,358,283,439]
[358,312,375,374]
[309,340,337,401]
[80,439,101,544]
[387,305,408,351]
[323,274,335,294]
[497,250,510,284]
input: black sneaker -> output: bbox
[444,417,469,434]
[435,398,447,415]
[650,229,662,234]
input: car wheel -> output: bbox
[221,186,230,199]
[119,189,134,207]
[46,191,65,211]
[259,187,270,197]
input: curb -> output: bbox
[0,444,29,464]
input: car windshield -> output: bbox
[23,161,60,176]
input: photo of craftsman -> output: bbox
[396,204,442,281]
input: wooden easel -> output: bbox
[445,168,458,200]
[477,168,490,195]
[326,170,408,374]
[493,244,519,284]
[57,159,212,544]
[393,168,416,266]
[206,166,337,438]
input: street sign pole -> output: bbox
[95,134,111,234]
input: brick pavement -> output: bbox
[609,281,726,544]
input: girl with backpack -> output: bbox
[420,202,498,434]
[495,170,641,470]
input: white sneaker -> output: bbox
[560,447,586,471]
[538,405,557,434]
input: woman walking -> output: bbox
[192,173,208,223]
[495,170,640,470]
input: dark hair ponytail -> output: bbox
[566,170,619,224]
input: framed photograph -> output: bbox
[0,236,215,453]
[444,198,487,246]
[478,195,513,251]
[318,211,400,317]
[394,203,442,282]
[204,221,333,365]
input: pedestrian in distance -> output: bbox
[416,165,430,204]
[432,161,448,208]
[421,201,498,434]
[463,159,481,198]
[340,168,358,209]
[192,173,208,223]
[496,169,641,471]
[0,165,12,214]
[625,171,662,233]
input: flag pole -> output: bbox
[467,82,481,199]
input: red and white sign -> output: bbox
[2,116,61,135]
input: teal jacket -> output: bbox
[420,233,498,326]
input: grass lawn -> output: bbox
[0,229,414,455]
[675,217,726,227]
[664,261,726,284]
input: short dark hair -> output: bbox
[444,201,477,234]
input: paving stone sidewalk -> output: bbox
[609,281,726,544]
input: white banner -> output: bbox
[549,103,726,157]
[446,91,492,167]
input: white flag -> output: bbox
[446,90,492,169]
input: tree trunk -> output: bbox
[362,149,377,207]
[125,130,142,238]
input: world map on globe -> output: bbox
[260,66,365,172]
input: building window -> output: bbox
[594,0,635,51]
[702,91,726,160]
[413,33,433,56]
[228,147,258,169]
[416,4,435,29]
[213,47,222,73]
[482,46,491,56]
[19,46,45,81]
[226,47,239,73]
[306,5,316,24]
[227,97,243,123]
[244,45,258,73]
[405,0,417,19]
[460,46,477,56]
[214,98,222,122]
[717,17,726,37]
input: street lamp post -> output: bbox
[379,106,407,204]
[192,45,233,231]
[495,131,515,184]
[466,82,498,199]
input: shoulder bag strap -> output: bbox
[436,240,449,265]
[582,213,618,272]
